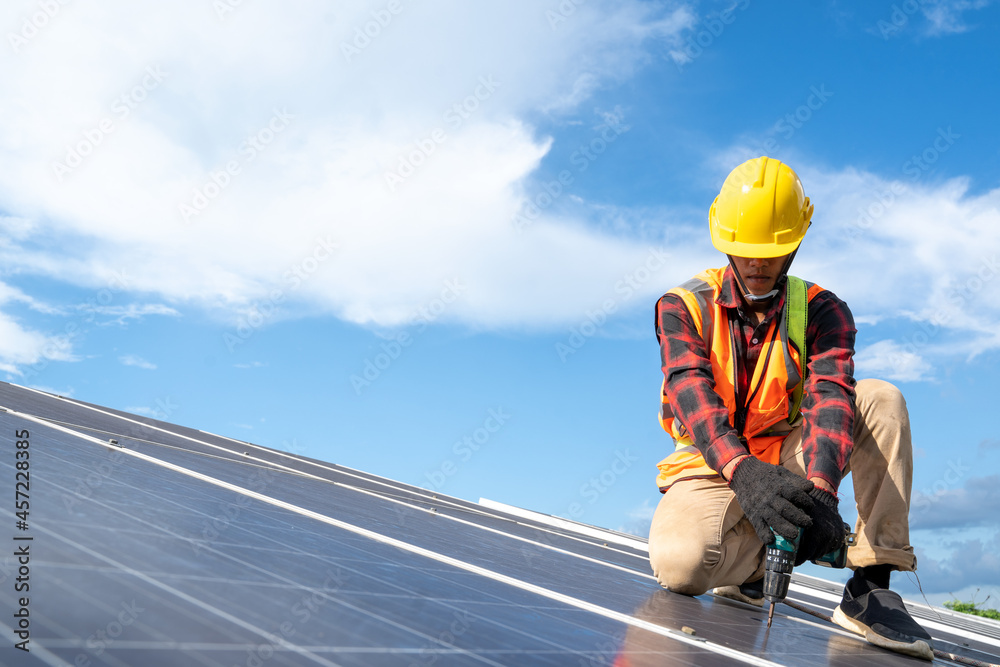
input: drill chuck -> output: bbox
[763,524,856,605]
[763,532,799,603]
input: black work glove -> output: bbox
[795,487,846,565]
[728,456,815,545]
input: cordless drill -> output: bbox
[763,523,855,628]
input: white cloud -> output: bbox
[697,145,1000,379]
[2,1,999,386]
[906,531,1000,593]
[0,281,77,375]
[119,354,156,370]
[854,340,934,382]
[83,303,180,325]
[0,281,62,315]
[922,0,992,35]
[784,164,1000,379]
[911,474,1000,531]
[0,0,693,334]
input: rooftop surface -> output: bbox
[1,380,998,666]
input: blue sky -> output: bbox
[1,0,999,609]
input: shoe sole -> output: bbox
[711,586,764,608]
[832,605,933,661]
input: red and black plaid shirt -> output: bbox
[655,266,857,489]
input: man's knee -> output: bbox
[649,537,714,595]
[856,378,907,416]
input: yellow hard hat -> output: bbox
[709,156,813,258]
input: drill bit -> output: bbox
[767,601,775,628]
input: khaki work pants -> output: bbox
[648,379,917,595]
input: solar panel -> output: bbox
[1,381,998,666]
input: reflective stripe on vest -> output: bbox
[656,268,824,491]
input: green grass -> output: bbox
[944,592,1000,621]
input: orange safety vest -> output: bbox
[656,267,824,491]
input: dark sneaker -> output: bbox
[712,578,764,607]
[832,584,933,660]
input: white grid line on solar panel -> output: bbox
[14,641,677,655]
[6,511,520,667]
[478,498,649,551]
[9,386,1000,664]
[45,444,656,636]
[23,502,574,650]
[15,430,625,657]
[9,384,650,560]
[35,427,655,612]
[13,400,984,664]
[44,573,230,646]
[7,405,784,667]
[107,430,651,572]
[3,412,640,656]
[41,475,639,655]
[346,483,654,579]
[0,513,345,667]
[20,403,653,574]
[0,622,70,666]
[23,378,647,558]
[27,566,261,664]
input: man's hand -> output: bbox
[796,487,846,565]
[728,456,815,544]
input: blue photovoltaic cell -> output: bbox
[0,381,998,666]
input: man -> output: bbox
[649,156,933,660]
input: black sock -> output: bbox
[848,564,892,595]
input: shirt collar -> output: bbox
[717,265,786,323]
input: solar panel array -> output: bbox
[1,381,998,666]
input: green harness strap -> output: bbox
[786,276,808,425]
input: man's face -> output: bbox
[730,254,790,296]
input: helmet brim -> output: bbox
[711,236,802,259]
